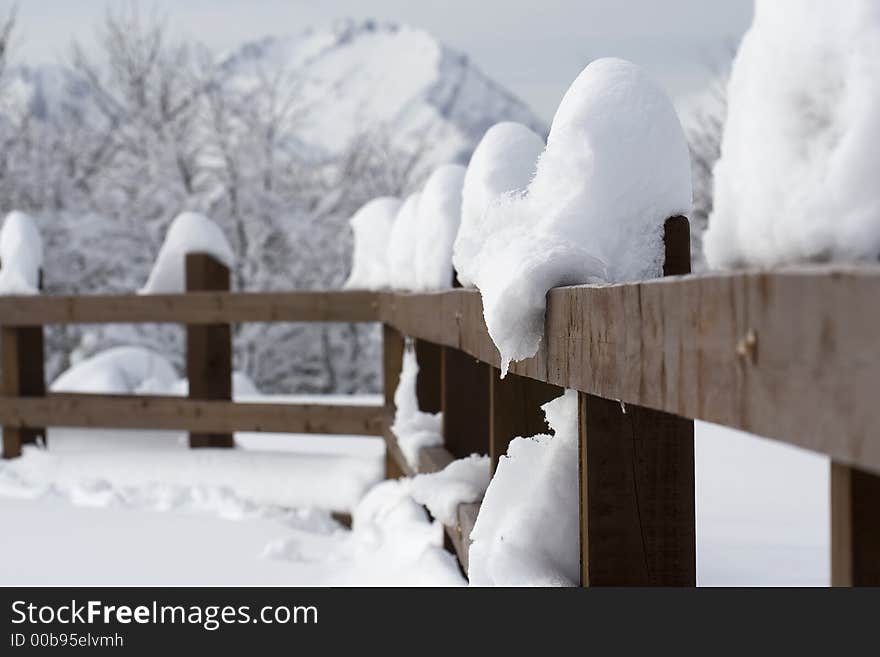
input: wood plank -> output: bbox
[0,290,381,325]
[489,368,562,473]
[0,393,386,435]
[383,324,407,478]
[186,253,233,448]
[831,462,880,586]
[380,265,880,474]
[442,346,490,459]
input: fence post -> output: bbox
[578,215,695,586]
[414,339,442,414]
[442,347,490,459]
[831,462,880,586]
[1,265,46,459]
[383,324,406,478]
[185,253,233,448]
[489,369,562,474]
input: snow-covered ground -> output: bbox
[0,401,828,586]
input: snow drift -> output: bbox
[468,389,578,586]
[453,122,545,288]
[0,211,43,294]
[141,213,235,294]
[472,59,692,374]
[409,455,490,526]
[705,0,880,268]
[344,197,402,290]
[414,164,466,290]
[51,346,179,396]
[387,193,422,291]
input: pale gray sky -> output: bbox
[3,0,753,120]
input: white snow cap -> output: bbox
[140,212,235,294]
[51,346,178,396]
[414,164,466,290]
[705,0,880,268]
[453,122,545,288]
[387,192,421,291]
[344,196,402,290]
[468,389,578,586]
[0,211,44,295]
[473,58,692,374]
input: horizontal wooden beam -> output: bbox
[0,290,380,325]
[0,393,386,436]
[381,266,880,474]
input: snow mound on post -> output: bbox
[453,122,545,288]
[344,197,402,290]
[390,347,443,468]
[387,193,422,291]
[414,164,466,290]
[705,0,880,268]
[50,346,179,395]
[468,389,577,586]
[140,212,235,294]
[0,211,43,295]
[473,59,692,374]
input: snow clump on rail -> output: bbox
[471,58,691,374]
[453,122,545,288]
[0,211,44,294]
[344,197,402,290]
[414,164,466,290]
[140,212,235,294]
[705,0,880,268]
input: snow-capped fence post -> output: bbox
[831,462,880,585]
[185,253,234,449]
[577,216,695,586]
[441,347,490,460]
[489,372,562,474]
[383,324,407,478]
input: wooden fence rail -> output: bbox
[1,225,878,585]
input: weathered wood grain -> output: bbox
[0,393,386,435]
[442,347,490,459]
[381,266,880,474]
[0,290,381,325]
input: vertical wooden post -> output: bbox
[2,265,47,457]
[185,253,233,448]
[831,462,880,586]
[414,339,442,414]
[383,324,406,478]
[441,347,490,459]
[489,369,562,473]
[578,215,695,586]
[2,325,46,458]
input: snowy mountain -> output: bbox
[217,21,545,167]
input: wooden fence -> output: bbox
[1,222,878,586]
